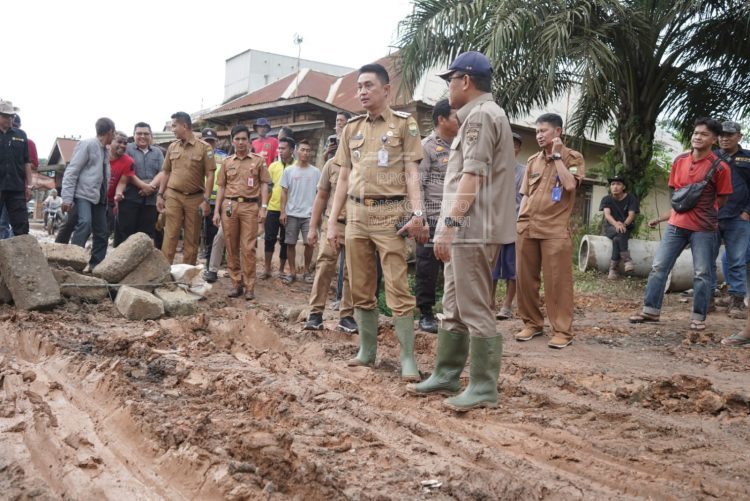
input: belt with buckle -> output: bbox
[348,195,405,206]
[168,188,202,196]
[226,196,259,203]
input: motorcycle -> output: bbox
[45,208,65,235]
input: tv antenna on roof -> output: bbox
[293,33,304,97]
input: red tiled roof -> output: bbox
[210,53,408,116]
[47,138,80,165]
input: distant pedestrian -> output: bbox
[252,118,278,169]
[0,100,33,237]
[261,137,296,278]
[599,174,639,279]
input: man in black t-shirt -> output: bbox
[0,100,32,236]
[599,175,640,278]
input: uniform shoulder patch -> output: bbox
[347,114,365,123]
[393,110,411,118]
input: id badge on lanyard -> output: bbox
[377,135,389,167]
[551,176,562,202]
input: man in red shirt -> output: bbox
[251,118,278,168]
[107,132,134,244]
[630,118,732,330]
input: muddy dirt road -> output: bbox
[1,272,749,500]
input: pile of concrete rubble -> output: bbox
[0,233,206,319]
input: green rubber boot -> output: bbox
[443,335,502,412]
[407,328,469,396]
[394,315,421,381]
[346,308,378,367]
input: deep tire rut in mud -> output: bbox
[1,284,749,500]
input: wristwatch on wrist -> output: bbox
[261,204,268,209]
[444,216,462,228]
[157,192,164,198]
[552,153,562,161]
[203,196,210,203]
[412,209,424,218]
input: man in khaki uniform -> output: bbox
[407,51,516,411]
[516,113,585,349]
[213,125,270,300]
[303,157,357,333]
[157,111,216,264]
[327,63,428,381]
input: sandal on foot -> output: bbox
[496,307,513,320]
[281,274,296,285]
[689,320,706,331]
[628,312,660,323]
[721,332,750,346]
[257,271,272,280]
[303,272,314,284]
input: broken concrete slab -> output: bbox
[119,248,172,291]
[41,242,89,272]
[115,286,164,321]
[52,270,109,302]
[154,287,201,316]
[0,276,12,304]
[93,232,154,283]
[0,235,61,310]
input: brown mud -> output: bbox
[1,271,749,500]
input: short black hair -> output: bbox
[279,126,294,138]
[432,99,452,126]
[694,117,723,137]
[171,111,192,128]
[297,139,311,148]
[337,111,352,120]
[535,113,563,129]
[359,63,390,85]
[279,136,296,149]
[469,74,492,93]
[231,124,250,139]
[133,122,151,132]
[95,117,115,136]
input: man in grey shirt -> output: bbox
[280,139,321,284]
[118,122,164,244]
[61,117,116,268]
[416,99,459,333]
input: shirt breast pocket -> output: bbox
[349,138,365,163]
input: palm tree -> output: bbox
[396,0,750,197]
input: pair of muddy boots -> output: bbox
[346,309,420,381]
[608,251,634,279]
[406,329,502,411]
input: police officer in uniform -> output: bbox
[407,52,516,411]
[327,63,427,381]
[213,125,270,300]
[157,112,216,265]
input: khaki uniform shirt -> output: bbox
[517,146,585,239]
[439,93,517,244]
[217,153,270,198]
[419,132,451,219]
[318,158,346,221]
[163,133,216,194]
[334,107,422,198]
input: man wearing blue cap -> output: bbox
[407,51,517,411]
[252,118,278,169]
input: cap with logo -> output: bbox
[437,51,493,79]
[608,174,627,188]
[722,121,742,135]
[201,128,219,142]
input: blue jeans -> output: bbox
[711,216,750,297]
[0,204,12,240]
[71,198,108,268]
[643,224,714,321]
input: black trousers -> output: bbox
[55,204,78,244]
[0,191,29,236]
[116,199,158,246]
[605,226,632,260]
[415,222,442,313]
[264,210,287,260]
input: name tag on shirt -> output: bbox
[248,177,254,187]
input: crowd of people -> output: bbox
[1,49,748,412]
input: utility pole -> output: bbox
[293,33,303,98]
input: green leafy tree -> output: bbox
[396,0,750,198]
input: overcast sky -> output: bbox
[5,0,414,160]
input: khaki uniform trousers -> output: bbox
[310,217,353,317]
[442,244,500,338]
[344,200,415,316]
[162,189,203,265]
[516,232,574,337]
[221,200,259,290]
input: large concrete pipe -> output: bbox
[578,235,724,292]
